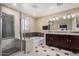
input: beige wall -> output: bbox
[29,17,36,32]
[36,7,79,32]
[36,17,49,32]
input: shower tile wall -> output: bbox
[2,13,15,51]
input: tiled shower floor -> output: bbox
[11,45,79,56]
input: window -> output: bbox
[21,16,30,33]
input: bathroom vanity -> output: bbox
[46,33,79,52]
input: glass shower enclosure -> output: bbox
[2,12,18,56]
[0,5,24,56]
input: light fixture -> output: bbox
[72,14,76,18]
[63,16,66,19]
[67,15,71,19]
[13,3,17,6]
[53,18,55,21]
[55,17,59,20]
[49,19,53,21]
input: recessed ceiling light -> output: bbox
[13,3,17,6]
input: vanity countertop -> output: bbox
[46,30,79,36]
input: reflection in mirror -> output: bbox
[48,16,73,31]
[76,17,79,28]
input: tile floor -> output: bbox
[11,44,79,56]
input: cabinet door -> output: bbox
[46,34,52,45]
[69,35,79,52]
[46,34,54,46]
[46,34,69,49]
[57,35,68,49]
[51,34,68,48]
[52,34,60,46]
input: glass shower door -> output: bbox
[2,12,20,56]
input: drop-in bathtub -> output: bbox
[30,37,45,47]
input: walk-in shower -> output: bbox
[0,4,31,56]
[2,12,19,56]
[0,5,24,56]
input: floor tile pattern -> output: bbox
[11,45,79,56]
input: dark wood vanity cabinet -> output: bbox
[57,35,68,49]
[68,36,79,51]
[46,35,54,46]
[46,34,79,52]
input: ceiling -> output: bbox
[2,3,79,18]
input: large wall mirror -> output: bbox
[48,17,72,31]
